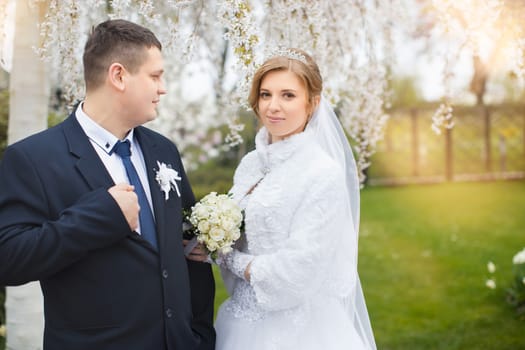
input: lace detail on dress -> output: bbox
[224,279,266,321]
[220,249,253,280]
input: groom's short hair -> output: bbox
[83,19,162,91]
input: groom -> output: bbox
[0,19,215,350]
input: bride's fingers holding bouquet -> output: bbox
[183,240,209,262]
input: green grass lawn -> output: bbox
[212,180,525,349]
[1,181,523,350]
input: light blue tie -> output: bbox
[112,140,158,250]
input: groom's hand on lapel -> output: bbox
[108,183,140,231]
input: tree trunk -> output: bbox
[469,55,487,106]
[7,0,48,142]
[5,0,49,349]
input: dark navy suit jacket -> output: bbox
[0,114,215,350]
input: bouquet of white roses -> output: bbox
[184,192,243,259]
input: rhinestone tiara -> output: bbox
[266,47,308,65]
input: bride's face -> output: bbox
[257,69,311,143]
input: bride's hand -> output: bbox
[183,240,210,263]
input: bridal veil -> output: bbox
[306,96,377,350]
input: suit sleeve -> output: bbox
[175,149,216,350]
[0,145,131,285]
[187,260,216,350]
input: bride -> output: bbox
[188,48,376,350]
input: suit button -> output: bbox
[162,269,168,279]
[166,308,172,318]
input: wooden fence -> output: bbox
[367,104,525,185]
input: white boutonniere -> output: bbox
[155,161,181,200]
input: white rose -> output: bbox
[220,246,233,254]
[204,192,218,205]
[217,194,229,202]
[208,212,220,225]
[230,209,243,223]
[206,238,219,252]
[209,227,225,242]
[193,205,209,221]
[221,217,235,232]
[197,220,211,234]
[231,229,241,241]
[224,202,234,211]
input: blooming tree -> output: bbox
[415,0,525,133]
[1,0,408,182]
[3,1,525,177]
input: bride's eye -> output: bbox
[283,92,295,99]
[259,91,271,99]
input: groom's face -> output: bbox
[122,46,166,127]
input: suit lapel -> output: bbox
[134,127,169,253]
[63,115,160,252]
[62,114,115,190]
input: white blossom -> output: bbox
[512,247,525,265]
[431,102,454,135]
[487,261,496,273]
[485,278,496,289]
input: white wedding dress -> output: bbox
[215,123,375,350]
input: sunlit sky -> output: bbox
[392,30,475,103]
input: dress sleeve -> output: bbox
[222,169,355,311]
[220,151,260,294]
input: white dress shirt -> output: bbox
[75,102,155,234]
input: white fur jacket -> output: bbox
[219,127,358,320]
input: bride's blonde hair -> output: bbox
[248,49,323,118]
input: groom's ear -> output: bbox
[108,63,126,92]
